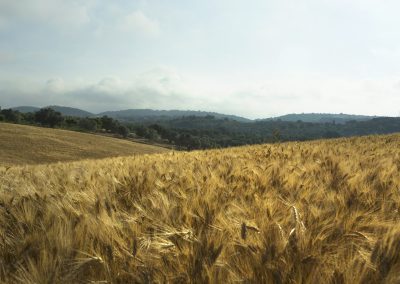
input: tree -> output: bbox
[117,125,129,138]
[133,125,148,137]
[0,109,21,123]
[272,129,281,142]
[22,112,35,124]
[100,116,118,132]
[144,128,160,140]
[34,108,64,127]
[78,118,97,131]
[323,130,341,139]
[65,117,78,127]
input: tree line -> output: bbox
[0,107,225,149]
[0,107,129,138]
[2,107,400,150]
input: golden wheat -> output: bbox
[0,123,168,166]
[1,134,400,283]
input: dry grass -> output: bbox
[1,134,400,283]
[0,123,168,166]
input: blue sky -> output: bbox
[1,0,400,118]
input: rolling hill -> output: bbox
[11,106,40,113]
[5,106,399,150]
[98,109,251,122]
[0,123,168,166]
[11,106,250,121]
[1,134,400,282]
[46,105,94,117]
[264,113,378,123]
[10,105,383,124]
[13,105,93,117]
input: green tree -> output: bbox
[22,112,36,124]
[324,130,341,139]
[272,129,281,142]
[144,128,160,140]
[100,116,118,132]
[134,125,148,137]
[65,117,78,127]
[78,118,97,131]
[34,108,64,127]
[0,109,21,123]
[117,125,129,138]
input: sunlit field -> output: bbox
[1,134,400,283]
[0,123,168,166]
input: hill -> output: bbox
[264,113,378,123]
[4,107,400,150]
[9,106,381,123]
[11,105,251,121]
[46,105,94,117]
[12,105,93,117]
[11,106,40,113]
[98,109,251,122]
[149,115,400,149]
[1,134,400,282]
[0,123,168,166]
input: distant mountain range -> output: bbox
[13,106,93,118]
[47,106,94,117]
[12,106,41,113]
[12,106,251,121]
[98,109,251,122]
[261,113,379,124]
[11,105,383,123]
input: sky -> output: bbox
[1,0,400,119]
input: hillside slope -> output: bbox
[12,105,93,117]
[46,105,94,117]
[98,108,251,122]
[1,134,400,282]
[0,123,168,166]
[267,113,378,123]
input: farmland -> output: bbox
[0,123,168,166]
[1,134,400,282]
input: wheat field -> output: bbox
[0,123,167,166]
[1,134,400,283]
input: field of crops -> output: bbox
[0,123,167,166]
[1,134,400,283]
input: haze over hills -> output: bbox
[98,109,251,122]
[11,105,250,121]
[12,105,93,118]
[11,106,41,113]
[10,105,384,123]
[4,105,400,150]
[263,113,380,124]
[46,105,94,117]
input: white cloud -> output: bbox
[45,78,65,93]
[2,73,400,118]
[118,10,160,37]
[91,77,124,93]
[134,67,188,95]
[1,1,400,118]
